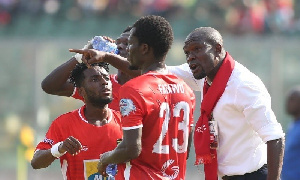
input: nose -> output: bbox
[100,76,109,85]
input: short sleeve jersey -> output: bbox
[72,74,121,111]
[119,71,195,180]
[35,106,124,180]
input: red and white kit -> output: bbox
[119,71,195,180]
[35,106,124,180]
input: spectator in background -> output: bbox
[281,86,300,180]
[263,0,294,33]
[31,63,124,180]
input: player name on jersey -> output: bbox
[158,84,185,94]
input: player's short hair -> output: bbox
[123,26,132,33]
[69,63,109,87]
[190,27,223,47]
[132,15,173,60]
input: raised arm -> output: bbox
[267,138,284,180]
[42,41,92,96]
[41,57,78,96]
[69,49,141,78]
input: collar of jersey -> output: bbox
[77,105,112,125]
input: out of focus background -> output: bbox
[0,0,299,179]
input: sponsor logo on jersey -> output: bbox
[42,138,54,145]
[81,145,89,151]
[120,98,136,117]
[158,84,185,94]
[84,159,105,180]
[161,159,179,179]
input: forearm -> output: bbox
[187,127,193,159]
[267,138,284,180]
[31,149,57,169]
[104,53,141,78]
[41,57,78,96]
[101,142,140,165]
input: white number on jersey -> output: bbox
[152,101,190,154]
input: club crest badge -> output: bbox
[120,98,136,117]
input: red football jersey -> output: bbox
[72,74,121,111]
[35,106,124,180]
[119,71,195,180]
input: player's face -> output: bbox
[183,34,217,80]
[127,27,142,70]
[116,32,130,58]
[81,66,112,107]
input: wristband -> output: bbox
[51,142,66,158]
[74,53,83,63]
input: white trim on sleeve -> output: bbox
[122,125,143,130]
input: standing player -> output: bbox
[70,15,195,180]
[31,63,124,180]
[41,26,134,111]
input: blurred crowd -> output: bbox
[0,0,299,35]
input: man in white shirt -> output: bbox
[181,27,284,180]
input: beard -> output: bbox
[193,69,207,80]
[88,96,113,108]
[84,89,113,108]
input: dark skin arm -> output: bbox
[69,49,141,78]
[186,126,193,160]
[267,138,284,180]
[97,128,142,176]
[31,136,82,169]
[41,57,78,96]
[42,41,93,96]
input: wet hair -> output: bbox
[69,62,109,87]
[123,26,132,33]
[132,15,173,60]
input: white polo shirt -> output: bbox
[167,61,284,177]
[167,63,204,92]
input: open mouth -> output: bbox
[189,64,197,71]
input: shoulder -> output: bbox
[120,74,151,91]
[52,109,79,125]
[230,62,267,91]
[228,62,271,106]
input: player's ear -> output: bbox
[78,87,85,99]
[140,43,149,55]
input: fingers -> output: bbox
[69,48,105,67]
[98,160,108,177]
[87,57,100,65]
[69,49,84,54]
[68,136,82,149]
[82,56,92,68]
[62,136,82,155]
[102,36,115,43]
